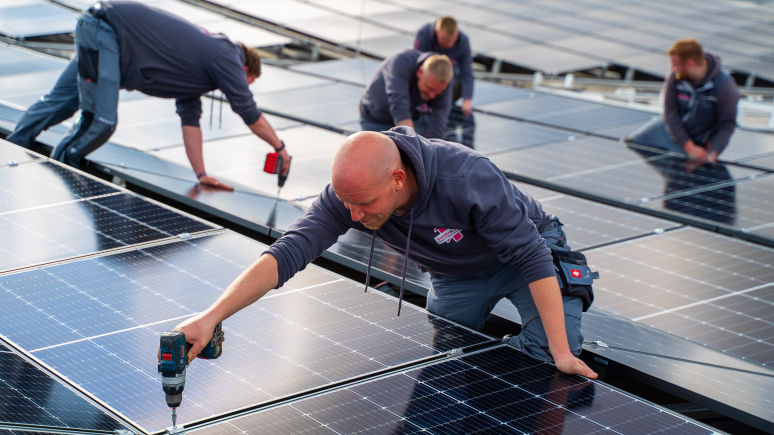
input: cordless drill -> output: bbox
[263,141,290,194]
[158,322,224,428]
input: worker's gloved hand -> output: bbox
[173,314,219,364]
[198,174,234,192]
[554,354,598,379]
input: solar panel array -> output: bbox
[189,345,715,435]
[209,0,774,81]
[585,227,774,368]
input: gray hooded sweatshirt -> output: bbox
[265,128,554,300]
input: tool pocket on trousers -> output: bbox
[552,249,598,312]
[77,46,99,83]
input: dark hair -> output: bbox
[240,43,261,77]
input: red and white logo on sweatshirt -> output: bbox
[434,228,463,244]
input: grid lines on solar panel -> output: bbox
[0,193,216,273]
[586,227,774,367]
[0,231,487,432]
[0,350,128,431]
[581,310,774,431]
[0,161,117,213]
[188,345,715,435]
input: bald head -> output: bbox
[332,131,400,193]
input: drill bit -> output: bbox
[172,407,177,428]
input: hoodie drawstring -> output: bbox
[397,208,414,316]
[361,208,415,316]
[363,230,377,294]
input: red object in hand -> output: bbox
[264,152,280,174]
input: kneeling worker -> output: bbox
[175,128,598,378]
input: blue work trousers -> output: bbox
[427,217,584,362]
[7,10,120,167]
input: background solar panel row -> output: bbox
[189,345,716,435]
[586,227,774,368]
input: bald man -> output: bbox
[174,127,597,378]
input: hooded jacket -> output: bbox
[98,1,261,128]
[265,127,554,295]
[359,50,452,139]
[663,53,740,155]
[414,22,474,101]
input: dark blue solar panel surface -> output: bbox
[0,161,117,213]
[473,113,572,154]
[581,311,774,433]
[644,172,774,240]
[0,348,129,431]
[0,231,488,432]
[586,227,774,368]
[189,345,714,435]
[0,193,216,272]
[255,82,361,129]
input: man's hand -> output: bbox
[683,140,707,161]
[198,174,234,191]
[461,99,473,117]
[396,118,415,129]
[278,148,291,175]
[554,353,598,379]
[173,314,219,364]
[706,150,718,163]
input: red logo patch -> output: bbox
[434,228,463,244]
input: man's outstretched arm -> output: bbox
[174,253,279,362]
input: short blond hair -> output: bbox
[422,54,453,83]
[667,38,704,63]
[435,15,458,35]
[240,43,262,77]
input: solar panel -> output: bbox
[255,82,362,129]
[0,192,215,273]
[532,104,653,133]
[290,57,380,86]
[585,227,774,368]
[0,140,40,166]
[89,144,307,234]
[0,1,77,39]
[0,161,118,214]
[0,346,131,432]
[581,310,774,433]
[152,124,345,203]
[0,231,489,432]
[540,195,683,250]
[474,114,572,154]
[188,345,716,434]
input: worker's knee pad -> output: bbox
[52,111,115,168]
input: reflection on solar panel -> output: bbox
[0,348,129,431]
[581,310,774,432]
[0,192,215,272]
[0,161,117,213]
[0,141,39,166]
[189,345,715,434]
[586,227,774,367]
[644,172,774,240]
[0,232,488,432]
[0,1,76,39]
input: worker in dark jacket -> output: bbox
[174,127,598,379]
[359,50,453,139]
[7,0,289,190]
[415,15,475,147]
[626,38,740,163]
